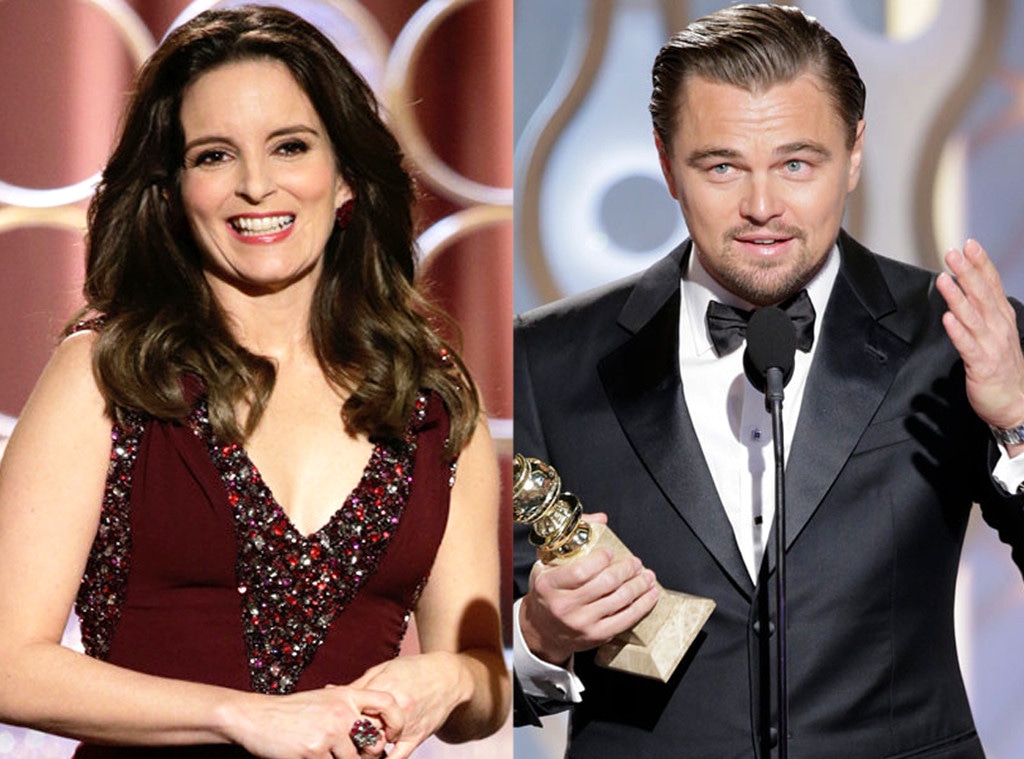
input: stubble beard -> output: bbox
[712,228,826,306]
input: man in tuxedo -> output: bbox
[513,4,1024,758]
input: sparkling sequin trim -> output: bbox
[65,315,107,336]
[391,436,456,656]
[392,573,430,658]
[190,394,430,694]
[75,410,146,660]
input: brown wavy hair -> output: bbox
[71,4,478,453]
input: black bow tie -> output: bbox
[705,289,816,357]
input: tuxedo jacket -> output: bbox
[513,232,1024,758]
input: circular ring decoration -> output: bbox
[416,203,512,266]
[415,204,513,458]
[167,0,391,90]
[384,0,512,208]
[0,0,155,208]
[0,204,88,235]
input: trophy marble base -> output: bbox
[546,523,716,683]
[595,588,715,682]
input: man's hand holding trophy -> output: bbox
[514,453,715,682]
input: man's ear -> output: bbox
[847,119,866,193]
[654,130,678,199]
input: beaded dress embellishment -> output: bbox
[190,394,429,694]
[76,388,434,694]
[76,410,146,660]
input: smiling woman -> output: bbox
[0,5,509,759]
[178,59,351,300]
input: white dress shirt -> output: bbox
[681,246,837,579]
[514,244,1024,702]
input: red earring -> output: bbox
[336,199,355,229]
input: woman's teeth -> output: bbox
[231,215,295,235]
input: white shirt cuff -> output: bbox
[992,442,1024,495]
[512,596,585,703]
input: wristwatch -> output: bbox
[989,422,1024,447]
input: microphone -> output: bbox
[742,305,798,759]
[743,306,798,411]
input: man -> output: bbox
[513,4,1024,758]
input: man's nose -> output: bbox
[738,175,783,225]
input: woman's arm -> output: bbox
[352,417,510,757]
[0,333,400,758]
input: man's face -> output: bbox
[656,72,864,306]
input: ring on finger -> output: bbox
[350,718,381,750]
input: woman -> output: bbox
[0,5,508,758]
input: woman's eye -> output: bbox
[189,149,229,167]
[276,139,309,157]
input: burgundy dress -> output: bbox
[72,382,454,757]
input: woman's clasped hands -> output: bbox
[217,683,403,759]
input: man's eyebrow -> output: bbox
[776,141,832,159]
[685,147,741,167]
[684,141,833,167]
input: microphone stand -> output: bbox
[765,366,788,759]
[743,304,797,756]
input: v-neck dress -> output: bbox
[71,377,454,757]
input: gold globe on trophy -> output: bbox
[514,453,716,682]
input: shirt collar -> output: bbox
[682,241,840,357]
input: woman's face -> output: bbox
[178,58,351,297]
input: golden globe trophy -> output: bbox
[514,453,716,682]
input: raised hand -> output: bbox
[937,239,1024,443]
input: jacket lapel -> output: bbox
[769,231,920,570]
[598,243,755,597]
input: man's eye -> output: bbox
[711,164,731,175]
[785,160,805,172]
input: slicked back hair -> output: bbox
[650,3,865,152]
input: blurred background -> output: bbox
[514,1,1024,758]
[0,0,511,756]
